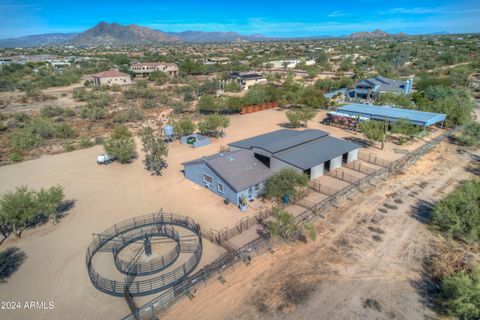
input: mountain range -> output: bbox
[0,22,410,48]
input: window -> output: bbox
[202,173,213,185]
[217,183,224,194]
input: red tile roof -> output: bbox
[94,70,130,78]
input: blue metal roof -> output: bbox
[337,104,446,127]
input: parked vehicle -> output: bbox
[97,154,114,165]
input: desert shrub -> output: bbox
[140,127,169,175]
[286,107,316,128]
[124,86,156,100]
[80,104,106,120]
[113,108,144,123]
[432,180,480,243]
[0,121,7,131]
[173,118,196,137]
[437,268,480,319]
[63,141,75,152]
[103,126,136,163]
[142,98,157,109]
[10,129,40,151]
[197,94,219,113]
[267,208,298,239]
[8,152,23,163]
[40,105,67,118]
[148,70,168,85]
[27,118,76,139]
[79,136,93,148]
[14,112,31,124]
[359,120,386,149]
[458,122,480,147]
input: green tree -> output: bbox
[173,118,196,137]
[359,120,386,149]
[148,70,168,85]
[0,186,37,237]
[432,180,480,244]
[267,208,297,239]
[140,127,169,175]
[103,126,136,164]
[197,114,230,137]
[286,107,317,128]
[36,185,64,224]
[197,94,219,113]
[264,168,309,202]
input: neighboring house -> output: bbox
[203,57,230,65]
[263,59,315,69]
[354,76,413,99]
[91,70,132,86]
[229,129,360,180]
[227,72,267,90]
[182,150,273,206]
[130,62,179,77]
[183,129,360,207]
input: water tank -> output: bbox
[163,125,174,138]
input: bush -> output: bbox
[103,126,136,163]
[197,114,229,137]
[458,122,480,147]
[173,118,196,137]
[79,136,94,148]
[142,98,157,109]
[8,152,23,163]
[197,94,219,113]
[10,129,40,151]
[432,180,480,243]
[80,104,106,120]
[40,105,69,118]
[286,107,316,128]
[140,127,169,175]
[437,269,480,319]
[113,108,144,123]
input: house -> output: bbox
[182,150,273,206]
[229,129,360,180]
[353,76,413,99]
[227,72,267,90]
[130,62,179,77]
[91,70,132,86]
[182,129,360,206]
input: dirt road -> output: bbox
[162,141,479,320]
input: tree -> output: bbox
[438,269,480,319]
[36,185,64,224]
[104,126,136,164]
[0,186,37,237]
[267,208,297,239]
[264,168,309,202]
[173,118,196,137]
[286,107,317,128]
[197,114,230,137]
[197,94,219,113]
[140,127,169,175]
[432,180,480,244]
[359,120,386,149]
[148,70,168,85]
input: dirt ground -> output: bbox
[161,141,479,320]
[0,108,452,320]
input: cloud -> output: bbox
[384,7,480,15]
[328,11,348,17]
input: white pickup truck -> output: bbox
[96,154,114,165]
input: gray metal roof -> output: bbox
[356,76,405,94]
[229,129,329,153]
[183,150,273,192]
[273,136,360,170]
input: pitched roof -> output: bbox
[337,104,447,126]
[356,76,405,93]
[183,150,273,192]
[93,70,129,78]
[229,129,329,153]
[273,136,359,170]
[130,62,177,67]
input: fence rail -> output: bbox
[121,128,457,319]
[309,180,340,195]
[326,168,362,184]
[345,160,378,175]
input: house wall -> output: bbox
[94,76,131,86]
[184,163,237,204]
[310,163,324,179]
[330,155,343,171]
[347,149,359,162]
[270,157,303,174]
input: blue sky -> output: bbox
[1,0,479,38]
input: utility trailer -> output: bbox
[97,154,115,165]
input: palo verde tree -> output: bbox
[286,107,317,128]
[36,185,65,225]
[267,208,317,241]
[0,186,38,238]
[264,168,309,202]
[359,120,387,149]
[173,118,196,137]
[197,114,230,137]
[140,127,169,175]
[103,126,136,164]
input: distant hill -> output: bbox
[348,29,408,39]
[167,30,268,43]
[0,33,78,48]
[67,22,178,46]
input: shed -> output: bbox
[180,134,211,148]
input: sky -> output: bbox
[1,0,480,39]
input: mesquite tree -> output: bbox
[141,127,169,175]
